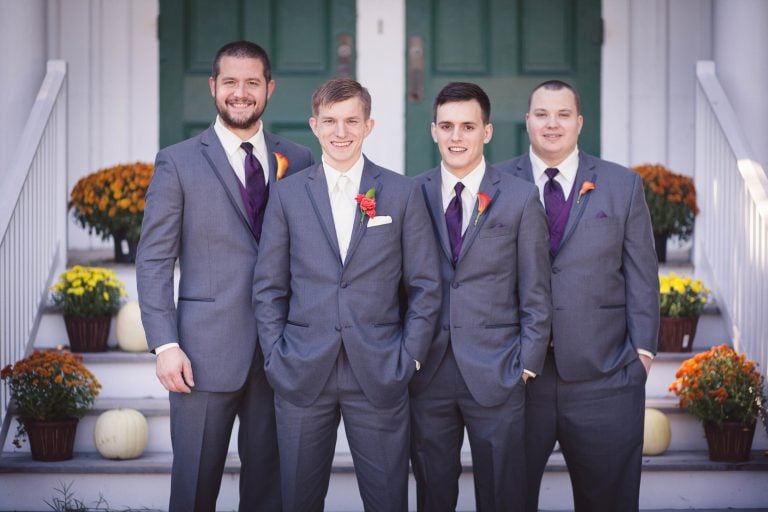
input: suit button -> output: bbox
[552,267,560,274]
[340,282,349,288]
[452,282,460,289]
[334,325,341,332]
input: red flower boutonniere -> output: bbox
[355,187,376,224]
[577,181,595,204]
[474,192,492,225]
[274,152,289,181]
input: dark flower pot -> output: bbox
[658,315,699,352]
[24,418,79,461]
[704,420,756,462]
[64,314,111,352]
[113,235,139,264]
[654,232,668,262]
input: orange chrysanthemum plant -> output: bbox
[632,164,699,240]
[69,162,154,242]
[669,345,767,430]
[1,349,101,446]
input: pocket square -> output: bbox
[368,215,392,227]
[595,211,608,219]
[488,223,506,229]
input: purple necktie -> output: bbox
[544,168,565,227]
[445,182,465,264]
[241,142,267,240]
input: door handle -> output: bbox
[336,34,353,77]
[408,35,424,102]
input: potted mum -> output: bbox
[658,273,711,352]
[1,349,101,461]
[51,266,127,352]
[69,162,154,263]
[632,164,699,262]
[669,344,767,462]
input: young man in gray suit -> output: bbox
[136,41,314,512]
[252,78,442,511]
[409,82,552,511]
[497,80,660,511]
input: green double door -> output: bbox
[159,0,601,170]
[159,0,356,157]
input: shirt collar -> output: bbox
[529,146,579,185]
[213,116,266,159]
[440,158,486,199]
[322,154,365,195]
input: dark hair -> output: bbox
[433,82,491,124]
[528,80,581,114]
[212,40,272,82]
[311,78,372,118]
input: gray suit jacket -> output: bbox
[410,164,552,407]
[136,126,314,392]
[252,158,442,408]
[497,152,660,382]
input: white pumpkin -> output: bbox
[116,301,148,352]
[643,408,671,455]
[94,408,149,459]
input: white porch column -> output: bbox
[713,0,768,169]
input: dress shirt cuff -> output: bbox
[415,360,421,371]
[637,348,655,359]
[155,342,180,354]
[523,369,537,378]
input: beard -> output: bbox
[215,94,267,131]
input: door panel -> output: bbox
[406,0,601,175]
[159,0,356,158]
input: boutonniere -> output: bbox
[274,152,289,181]
[474,192,492,225]
[577,181,595,204]
[355,187,376,224]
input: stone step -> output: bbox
[1,451,766,511]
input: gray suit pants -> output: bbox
[525,351,646,512]
[274,346,410,512]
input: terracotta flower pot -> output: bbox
[704,420,756,462]
[64,314,111,352]
[24,418,79,461]
[658,315,699,352]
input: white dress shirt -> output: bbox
[323,155,364,262]
[440,159,486,234]
[214,116,270,186]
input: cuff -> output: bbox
[637,348,655,359]
[523,369,537,378]
[155,342,180,354]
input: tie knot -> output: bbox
[241,142,254,155]
[545,168,559,181]
[454,182,465,196]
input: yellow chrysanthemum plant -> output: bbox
[659,273,711,317]
[1,349,101,446]
[69,162,154,243]
[50,266,127,317]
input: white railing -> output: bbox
[0,61,68,441]
[695,60,768,376]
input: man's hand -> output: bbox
[156,347,195,393]
[639,353,652,375]
[522,373,530,383]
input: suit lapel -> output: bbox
[421,169,454,263]
[199,127,257,240]
[557,153,597,254]
[344,158,382,266]
[456,166,501,264]
[305,163,342,264]
[513,156,536,183]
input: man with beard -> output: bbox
[136,40,314,512]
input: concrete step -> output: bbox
[1,450,766,511]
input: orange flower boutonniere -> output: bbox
[274,152,289,181]
[354,187,376,224]
[577,181,595,204]
[474,192,492,225]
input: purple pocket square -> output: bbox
[595,211,608,219]
[489,223,506,229]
